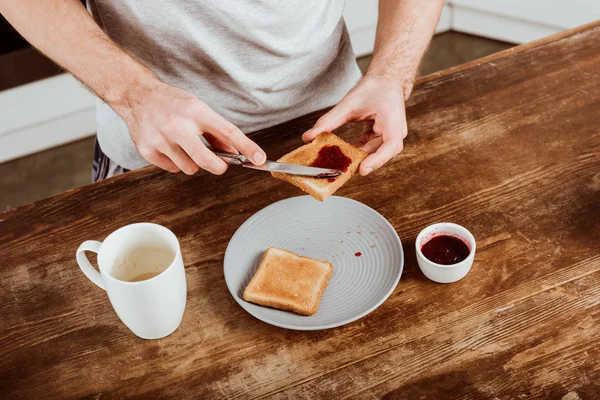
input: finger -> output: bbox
[351,120,379,149]
[302,98,357,142]
[204,133,238,154]
[153,152,181,173]
[360,140,403,176]
[163,143,201,176]
[201,113,266,165]
[359,109,405,176]
[176,133,229,175]
[358,136,383,154]
[140,148,181,173]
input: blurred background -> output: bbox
[1,0,598,210]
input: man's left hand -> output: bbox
[302,74,409,176]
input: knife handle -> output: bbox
[213,151,250,165]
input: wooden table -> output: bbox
[1,22,599,400]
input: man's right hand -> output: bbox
[0,0,265,176]
[121,82,266,175]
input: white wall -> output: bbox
[453,0,600,31]
[344,0,453,57]
[452,0,600,43]
[0,74,96,164]
[1,1,599,163]
[343,0,380,57]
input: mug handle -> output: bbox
[76,241,105,290]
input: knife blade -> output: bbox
[214,151,343,178]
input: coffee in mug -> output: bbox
[112,246,174,282]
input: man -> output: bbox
[1,1,444,181]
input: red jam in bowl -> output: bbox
[421,235,470,265]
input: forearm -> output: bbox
[1,0,266,175]
[367,0,444,97]
[0,0,159,120]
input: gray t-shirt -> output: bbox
[88,0,362,170]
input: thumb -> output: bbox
[302,98,356,142]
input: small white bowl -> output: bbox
[415,222,476,283]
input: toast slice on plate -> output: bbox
[272,132,368,201]
[243,247,333,316]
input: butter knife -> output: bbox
[214,151,342,178]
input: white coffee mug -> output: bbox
[76,223,187,339]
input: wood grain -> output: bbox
[1,22,599,399]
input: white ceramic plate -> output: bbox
[224,196,404,330]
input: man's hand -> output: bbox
[304,0,444,176]
[0,0,266,176]
[302,74,408,176]
[122,82,266,175]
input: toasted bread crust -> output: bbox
[243,247,333,316]
[272,133,367,201]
